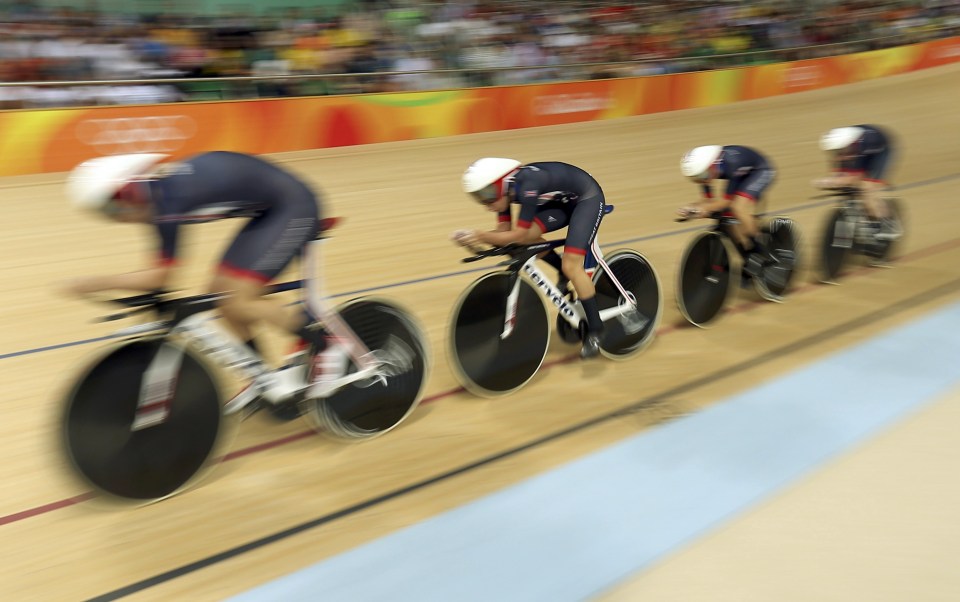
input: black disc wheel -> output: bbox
[449,272,549,397]
[592,250,662,359]
[677,231,737,328]
[309,298,429,440]
[757,216,801,300]
[62,339,223,502]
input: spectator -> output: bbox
[1,0,958,107]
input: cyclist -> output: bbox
[678,144,778,282]
[452,158,607,359]
[814,125,901,243]
[63,151,344,401]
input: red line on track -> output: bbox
[0,493,95,526]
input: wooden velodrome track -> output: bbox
[2,62,959,600]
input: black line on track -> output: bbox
[87,275,960,601]
[5,169,959,362]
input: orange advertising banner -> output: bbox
[1,37,958,177]
[916,36,960,68]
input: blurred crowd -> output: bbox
[2,0,960,109]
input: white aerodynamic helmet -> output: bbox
[67,153,168,212]
[462,157,521,203]
[820,127,864,151]
[680,145,723,179]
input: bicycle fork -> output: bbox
[302,238,412,388]
[588,239,648,333]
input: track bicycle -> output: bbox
[448,205,662,397]
[61,223,430,503]
[817,186,904,283]
[675,210,801,327]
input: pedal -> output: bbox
[580,333,601,359]
[264,394,304,422]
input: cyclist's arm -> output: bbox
[682,193,730,218]
[821,152,864,186]
[477,224,542,246]
[478,186,545,244]
[495,210,511,231]
[683,181,727,215]
[699,196,732,214]
[64,265,172,295]
[814,171,861,189]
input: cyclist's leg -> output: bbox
[733,169,776,278]
[210,268,318,405]
[532,204,569,284]
[563,195,605,357]
[861,147,893,220]
[729,195,758,251]
[727,196,764,284]
[209,272,304,344]
[213,201,320,350]
[734,167,775,251]
[562,196,604,300]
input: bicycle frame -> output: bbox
[709,212,800,267]
[710,212,775,257]
[121,236,380,431]
[302,238,377,367]
[506,257,578,339]
[500,237,640,340]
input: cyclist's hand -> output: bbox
[677,206,701,219]
[60,276,100,296]
[814,176,850,190]
[451,229,478,247]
